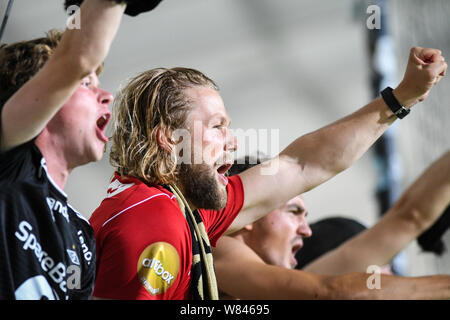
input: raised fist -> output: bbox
[394,47,447,107]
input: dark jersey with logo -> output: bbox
[0,140,96,300]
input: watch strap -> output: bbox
[381,86,410,119]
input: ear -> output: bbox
[156,127,173,153]
[226,223,253,237]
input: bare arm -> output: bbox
[228,47,447,233]
[0,0,125,151]
[213,236,450,299]
[304,150,450,275]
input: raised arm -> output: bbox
[0,0,125,151]
[213,236,450,299]
[229,47,447,233]
[304,150,450,275]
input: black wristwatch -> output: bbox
[380,87,410,119]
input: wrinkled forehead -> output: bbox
[183,86,230,125]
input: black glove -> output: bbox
[120,0,163,17]
[64,0,163,17]
[417,204,450,255]
[64,0,83,11]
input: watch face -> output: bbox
[395,107,410,119]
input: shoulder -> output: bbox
[90,178,188,246]
[93,188,180,229]
[67,203,95,239]
[0,140,41,183]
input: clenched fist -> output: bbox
[394,47,447,108]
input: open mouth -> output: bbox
[96,113,111,143]
[217,164,232,175]
[292,243,303,255]
[96,114,110,131]
[290,242,303,267]
[216,164,232,185]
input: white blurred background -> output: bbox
[2,0,449,277]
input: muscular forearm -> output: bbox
[279,46,446,196]
[282,268,450,300]
[303,151,450,275]
[323,273,450,300]
[235,96,398,228]
[237,47,445,225]
[220,260,450,300]
[215,237,450,300]
[395,150,450,230]
[280,96,396,194]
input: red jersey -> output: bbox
[89,173,244,300]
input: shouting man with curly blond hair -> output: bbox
[90,44,447,300]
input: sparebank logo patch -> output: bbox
[137,242,180,296]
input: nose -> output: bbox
[97,87,114,107]
[224,128,238,153]
[297,218,312,238]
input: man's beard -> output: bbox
[178,163,227,211]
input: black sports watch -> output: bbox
[380,86,410,119]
